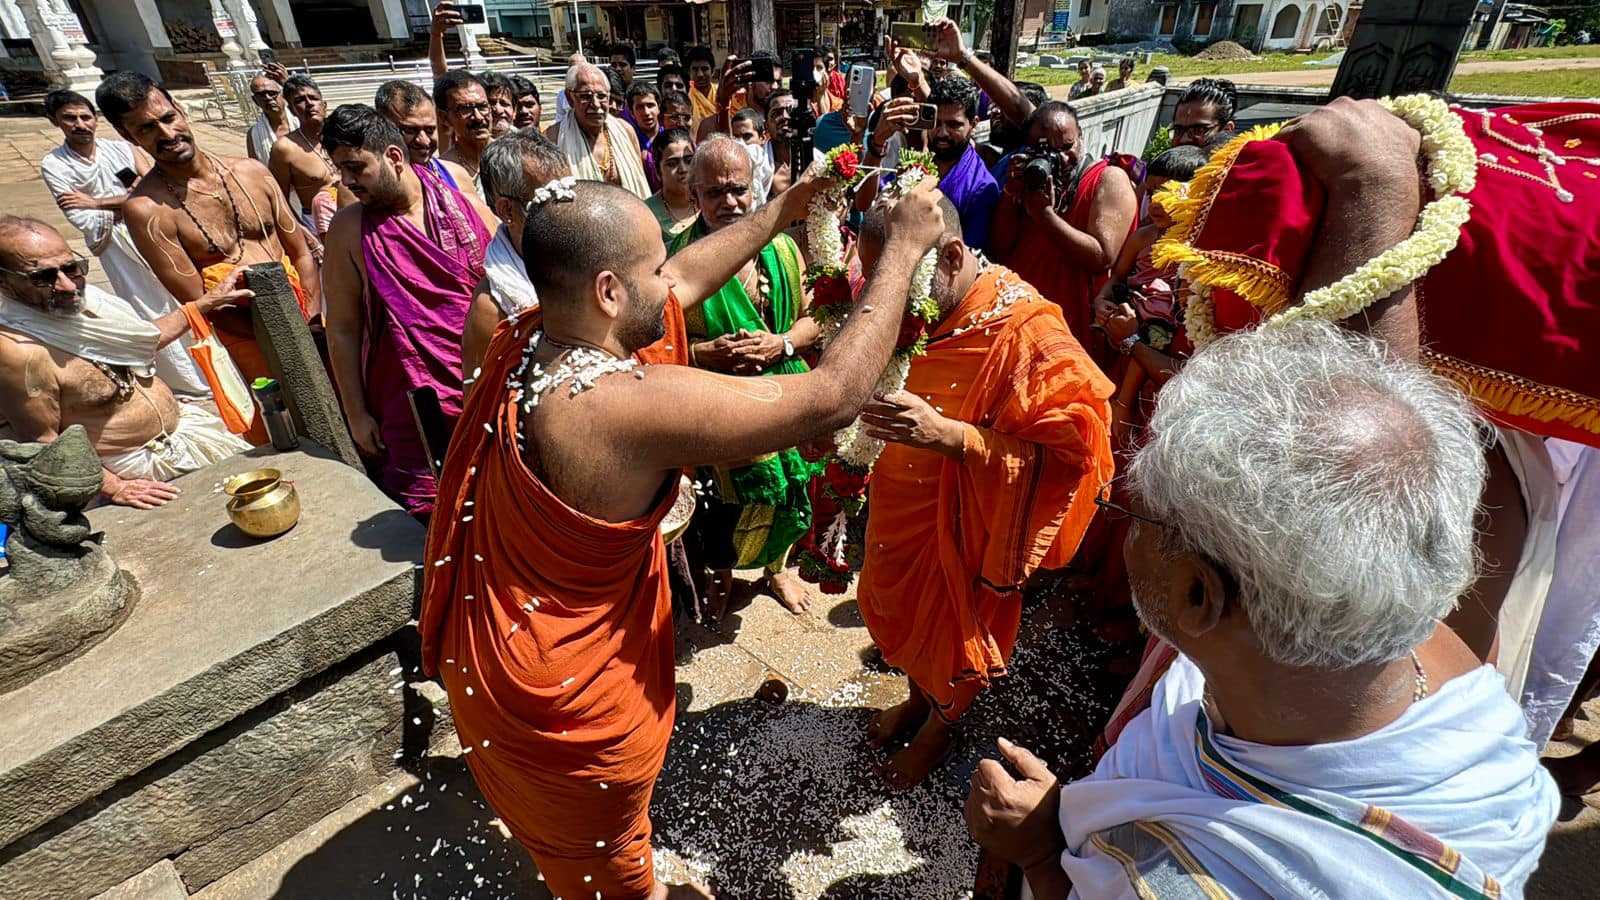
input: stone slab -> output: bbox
[2,650,405,899]
[192,754,545,900]
[0,445,425,847]
[91,859,187,900]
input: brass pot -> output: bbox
[223,468,301,539]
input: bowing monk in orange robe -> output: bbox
[853,199,1115,787]
[419,177,950,898]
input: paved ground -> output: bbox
[0,113,249,293]
[5,109,1600,897]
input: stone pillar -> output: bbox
[16,0,103,93]
[1329,0,1476,99]
[256,0,301,47]
[989,0,1025,79]
[247,262,364,469]
[222,0,270,60]
[206,0,255,70]
[366,0,411,41]
[726,0,774,56]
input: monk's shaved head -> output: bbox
[690,135,755,231]
[521,181,657,302]
[859,193,962,250]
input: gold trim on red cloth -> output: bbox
[1151,124,1295,315]
[1424,349,1600,439]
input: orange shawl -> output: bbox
[420,300,688,899]
[856,267,1115,720]
[200,256,312,444]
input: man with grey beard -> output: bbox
[0,217,249,507]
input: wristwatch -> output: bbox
[782,335,796,359]
[1118,332,1142,355]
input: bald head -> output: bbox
[521,181,655,302]
[0,216,63,269]
[690,135,755,231]
[859,193,963,251]
[0,216,83,313]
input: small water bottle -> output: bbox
[251,378,300,452]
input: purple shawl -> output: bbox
[939,142,1001,253]
[359,164,490,514]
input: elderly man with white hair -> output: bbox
[545,62,651,198]
[966,321,1559,899]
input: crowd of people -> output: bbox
[1,10,1596,900]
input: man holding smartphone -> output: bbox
[39,89,212,398]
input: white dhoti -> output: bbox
[102,403,251,481]
[1520,439,1600,748]
[1492,426,1561,702]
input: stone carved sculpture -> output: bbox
[0,425,137,694]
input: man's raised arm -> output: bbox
[664,168,821,309]
[929,18,1035,127]
[612,182,948,471]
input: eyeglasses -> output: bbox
[1171,121,1221,140]
[1093,495,1164,528]
[453,102,492,116]
[0,256,89,287]
[252,89,281,99]
[573,91,609,105]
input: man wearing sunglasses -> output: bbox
[245,68,297,165]
[0,217,252,509]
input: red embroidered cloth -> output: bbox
[1157,101,1600,446]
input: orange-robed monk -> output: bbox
[420,173,950,899]
[854,197,1115,788]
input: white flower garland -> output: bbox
[804,152,940,470]
[1177,95,1476,348]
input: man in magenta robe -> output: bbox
[320,103,497,520]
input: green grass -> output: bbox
[1448,67,1600,97]
[1460,45,1600,63]
[1019,49,1600,98]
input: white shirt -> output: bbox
[40,138,137,254]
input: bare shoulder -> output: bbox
[0,327,55,380]
[326,202,364,242]
[439,158,473,187]
[542,123,560,142]
[225,155,278,187]
[122,190,167,228]
[1095,164,1136,199]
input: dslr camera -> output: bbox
[1012,142,1066,193]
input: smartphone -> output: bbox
[890,21,935,51]
[790,48,818,94]
[115,167,137,189]
[751,56,776,85]
[912,102,937,131]
[408,387,451,477]
[458,3,485,24]
[848,65,876,117]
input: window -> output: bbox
[1080,0,1093,17]
[1194,1,1217,35]
[1270,4,1301,39]
[1158,3,1178,34]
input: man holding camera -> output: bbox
[989,101,1137,358]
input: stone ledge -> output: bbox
[91,859,187,900]
[0,445,425,847]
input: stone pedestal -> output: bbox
[0,446,429,898]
